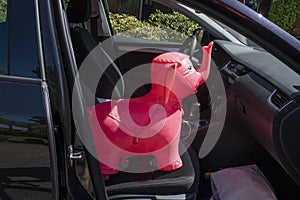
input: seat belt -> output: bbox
[90,0,104,41]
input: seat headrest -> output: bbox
[67,0,91,23]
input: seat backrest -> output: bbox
[67,0,124,99]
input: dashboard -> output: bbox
[211,40,300,185]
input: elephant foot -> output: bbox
[158,158,182,171]
[100,162,119,175]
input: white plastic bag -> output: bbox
[210,165,277,200]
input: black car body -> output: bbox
[0,0,300,199]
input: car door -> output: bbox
[0,0,59,199]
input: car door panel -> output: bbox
[0,79,54,200]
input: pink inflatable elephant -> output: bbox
[87,42,213,175]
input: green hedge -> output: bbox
[109,13,151,34]
[0,0,7,22]
[109,10,200,42]
[148,10,201,39]
[268,0,300,31]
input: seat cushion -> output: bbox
[105,147,199,196]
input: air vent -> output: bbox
[227,62,250,76]
[270,90,289,109]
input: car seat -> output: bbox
[67,0,124,99]
[66,0,200,199]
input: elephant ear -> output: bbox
[197,41,214,84]
[164,63,178,105]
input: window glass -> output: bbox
[0,0,7,75]
[0,0,6,22]
[0,0,40,78]
[107,0,139,17]
[0,81,52,199]
[107,0,201,42]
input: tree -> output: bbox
[268,0,300,32]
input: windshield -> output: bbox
[177,2,260,47]
[212,19,261,48]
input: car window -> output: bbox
[0,81,52,200]
[107,0,201,42]
[0,0,6,22]
[0,0,40,78]
[0,0,7,75]
[0,0,54,199]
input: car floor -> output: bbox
[193,122,300,200]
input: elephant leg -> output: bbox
[100,162,119,175]
[153,138,182,171]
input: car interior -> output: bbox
[64,0,300,199]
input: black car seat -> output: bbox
[105,145,200,200]
[67,0,124,99]
[66,0,200,199]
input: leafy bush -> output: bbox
[109,13,151,34]
[0,0,7,22]
[109,10,201,42]
[268,0,300,31]
[148,10,200,38]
